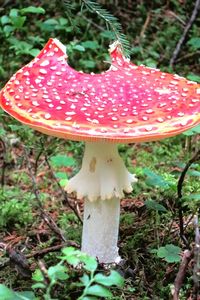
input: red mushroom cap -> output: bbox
[0,38,200,143]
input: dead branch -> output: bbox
[44,153,83,224]
[24,147,67,243]
[26,241,79,259]
[177,150,200,248]
[172,250,193,300]
[139,12,151,38]
[170,0,200,67]
[193,215,200,299]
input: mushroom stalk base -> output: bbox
[82,197,120,263]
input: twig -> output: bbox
[177,150,200,248]
[0,138,6,187]
[140,12,151,38]
[24,147,67,242]
[26,241,79,259]
[172,249,193,300]
[170,0,200,67]
[44,153,83,224]
[193,215,200,299]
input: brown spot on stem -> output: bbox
[89,157,96,173]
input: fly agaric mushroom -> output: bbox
[0,38,200,263]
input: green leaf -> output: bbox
[32,269,44,282]
[80,60,96,69]
[81,41,99,50]
[15,291,36,300]
[183,124,200,136]
[0,284,15,300]
[59,179,68,187]
[73,44,85,52]
[1,15,10,25]
[50,154,75,167]
[80,274,90,286]
[86,284,113,298]
[81,255,98,272]
[29,48,40,57]
[144,168,169,188]
[187,74,200,83]
[157,244,181,263]
[0,127,6,136]
[48,264,69,280]
[145,199,167,213]
[187,170,200,177]
[187,37,200,50]
[82,297,97,300]
[20,6,45,14]
[186,194,200,201]
[55,172,68,179]
[61,247,81,266]
[40,19,59,31]
[3,25,14,35]
[9,9,19,18]
[10,16,26,28]
[94,270,124,287]
[32,282,46,289]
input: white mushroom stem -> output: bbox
[82,197,121,263]
[66,141,137,263]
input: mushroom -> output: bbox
[0,38,200,263]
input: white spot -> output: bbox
[44,113,51,119]
[157,117,164,123]
[111,117,118,121]
[40,60,49,67]
[32,101,39,106]
[35,79,41,84]
[39,69,47,75]
[70,104,76,109]
[65,111,76,116]
[56,106,62,110]
[197,88,200,94]
[192,99,199,103]
[126,119,133,124]
[146,109,154,114]
[155,88,171,95]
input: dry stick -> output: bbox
[24,147,67,243]
[177,149,200,248]
[139,12,151,38]
[193,215,200,299]
[172,250,193,300]
[44,153,83,224]
[26,241,79,259]
[170,0,200,67]
[0,138,6,187]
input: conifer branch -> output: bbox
[63,0,131,57]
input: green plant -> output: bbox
[0,189,33,229]
[0,247,124,300]
[152,244,181,263]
